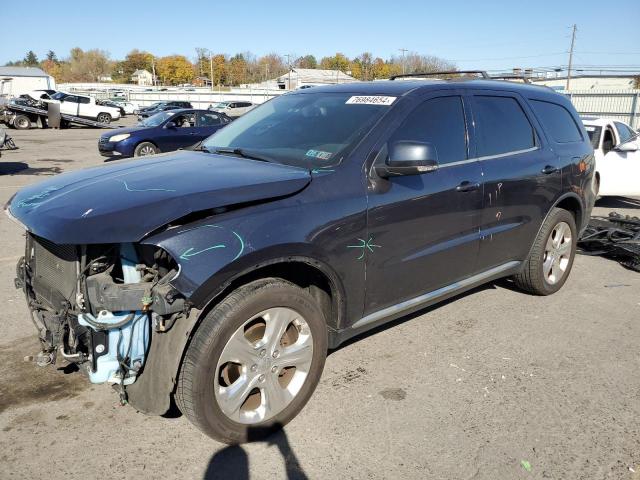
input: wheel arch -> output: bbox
[125,256,346,416]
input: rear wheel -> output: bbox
[134,141,158,157]
[176,279,327,444]
[514,208,577,295]
[96,112,112,124]
[13,115,31,130]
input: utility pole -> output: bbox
[151,57,157,86]
[284,54,292,90]
[566,24,577,91]
[209,52,214,92]
[399,48,408,75]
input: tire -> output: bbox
[133,141,159,157]
[513,207,577,295]
[96,112,112,124]
[13,115,31,130]
[176,278,328,444]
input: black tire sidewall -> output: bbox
[14,116,30,130]
[187,281,327,443]
[536,209,577,294]
[97,113,111,124]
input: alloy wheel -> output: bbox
[214,307,314,424]
[543,221,572,285]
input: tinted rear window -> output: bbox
[530,100,582,143]
[473,96,535,157]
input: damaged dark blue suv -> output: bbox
[7,77,594,443]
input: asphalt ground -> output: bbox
[0,120,638,480]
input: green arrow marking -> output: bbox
[179,244,226,261]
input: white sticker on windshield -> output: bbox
[305,149,333,160]
[346,96,396,106]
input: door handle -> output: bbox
[541,165,559,175]
[456,181,480,192]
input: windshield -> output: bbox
[51,92,66,100]
[201,93,393,168]
[141,111,175,127]
[584,125,602,149]
[210,102,229,109]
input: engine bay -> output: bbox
[16,234,186,400]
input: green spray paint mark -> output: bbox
[521,460,532,472]
[347,236,381,260]
[120,180,176,192]
[177,224,245,261]
[311,168,336,174]
[179,244,226,261]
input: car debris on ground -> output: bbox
[578,212,640,272]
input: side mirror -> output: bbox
[615,141,638,152]
[375,141,439,178]
[165,122,176,129]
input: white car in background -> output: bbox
[208,101,255,118]
[112,100,139,115]
[48,91,121,124]
[582,117,640,197]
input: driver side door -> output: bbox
[156,112,198,151]
[363,93,483,318]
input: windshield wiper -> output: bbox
[212,147,271,163]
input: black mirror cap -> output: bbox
[165,122,176,129]
[375,141,439,177]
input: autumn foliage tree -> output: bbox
[156,55,194,85]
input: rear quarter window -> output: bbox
[530,100,583,143]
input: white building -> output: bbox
[276,68,357,90]
[0,66,56,97]
[131,69,154,86]
[532,75,639,91]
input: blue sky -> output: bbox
[3,0,639,72]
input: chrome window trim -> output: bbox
[436,146,540,169]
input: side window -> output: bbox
[473,96,536,157]
[65,95,78,103]
[78,96,90,104]
[530,100,582,143]
[614,122,635,144]
[198,112,222,126]
[389,96,467,165]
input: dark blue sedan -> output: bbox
[98,109,231,158]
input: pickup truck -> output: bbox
[49,92,121,124]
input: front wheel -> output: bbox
[176,279,327,444]
[96,112,112,124]
[514,207,577,295]
[133,141,158,157]
[13,115,31,130]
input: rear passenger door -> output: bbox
[468,91,561,271]
[364,93,484,315]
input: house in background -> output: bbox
[0,66,56,97]
[131,69,154,86]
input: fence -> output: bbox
[566,90,640,129]
[127,89,283,109]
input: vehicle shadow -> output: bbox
[595,196,640,209]
[0,162,62,176]
[203,425,308,480]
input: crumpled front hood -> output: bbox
[8,151,310,244]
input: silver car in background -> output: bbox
[208,100,255,118]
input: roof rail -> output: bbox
[389,70,489,80]
[488,74,532,84]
